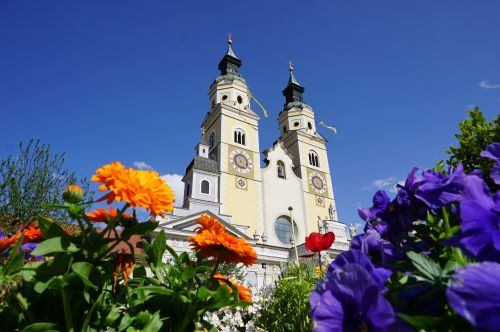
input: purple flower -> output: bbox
[328,250,391,288]
[453,175,500,262]
[351,230,401,269]
[359,190,391,223]
[415,164,466,209]
[311,263,397,332]
[447,262,500,332]
[480,143,500,185]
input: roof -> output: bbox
[186,156,219,174]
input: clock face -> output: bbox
[234,154,248,169]
[229,149,253,174]
[308,172,327,194]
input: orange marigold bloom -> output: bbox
[189,215,257,266]
[85,207,133,222]
[213,274,252,302]
[0,226,43,252]
[112,252,136,291]
[92,162,175,216]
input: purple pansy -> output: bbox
[453,175,500,262]
[480,143,500,185]
[351,230,401,269]
[415,163,466,209]
[311,263,397,332]
[359,190,391,223]
[447,262,500,332]
[328,250,392,288]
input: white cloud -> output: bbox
[133,161,153,170]
[478,80,500,89]
[363,176,397,191]
[389,180,405,193]
[160,173,184,207]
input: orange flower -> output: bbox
[0,226,43,252]
[92,162,175,216]
[189,215,257,266]
[213,274,252,302]
[85,207,133,222]
[112,252,136,291]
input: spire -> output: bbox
[282,60,305,104]
[218,33,242,76]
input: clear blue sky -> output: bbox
[1,1,499,226]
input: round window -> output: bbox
[308,122,312,130]
[274,216,297,244]
[237,95,243,104]
[293,121,300,127]
[222,95,228,101]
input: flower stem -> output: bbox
[61,288,74,332]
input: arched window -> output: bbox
[308,150,320,167]
[277,160,286,179]
[186,182,191,197]
[233,128,246,145]
[209,133,215,149]
[201,180,210,194]
[274,216,297,244]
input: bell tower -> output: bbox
[200,36,264,236]
[278,63,338,230]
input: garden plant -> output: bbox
[0,161,255,331]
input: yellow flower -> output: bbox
[92,162,175,216]
[63,184,84,203]
[189,215,257,266]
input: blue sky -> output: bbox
[1,1,499,227]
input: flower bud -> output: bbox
[63,184,83,204]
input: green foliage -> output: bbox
[257,259,320,332]
[447,107,500,187]
[0,139,93,234]
[0,199,248,331]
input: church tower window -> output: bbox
[209,133,215,149]
[277,160,286,179]
[309,150,320,167]
[201,180,210,194]
[186,182,191,197]
[233,128,246,145]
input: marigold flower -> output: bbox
[85,207,133,222]
[190,215,257,266]
[63,184,84,203]
[0,226,43,252]
[112,252,136,291]
[213,274,252,302]
[92,162,175,216]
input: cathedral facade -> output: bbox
[157,40,349,288]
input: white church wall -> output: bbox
[261,142,309,247]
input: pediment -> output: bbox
[159,210,252,240]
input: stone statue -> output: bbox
[349,224,358,239]
[322,219,329,232]
[328,203,336,221]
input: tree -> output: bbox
[0,139,92,234]
[447,107,500,188]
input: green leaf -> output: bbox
[121,221,159,238]
[71,262,97,289]
[181,266,195,282]
[407,251,441,280]
[20,322,59,332]
[31,237,79,256]
[34,276,68,292]
[151,230,166,267]
[38,216,72,239]
[142,311,163,331]
[398,313,442,330]
[3,234,25,275]
[132,286,175,296]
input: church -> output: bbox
[156,38,350,288]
